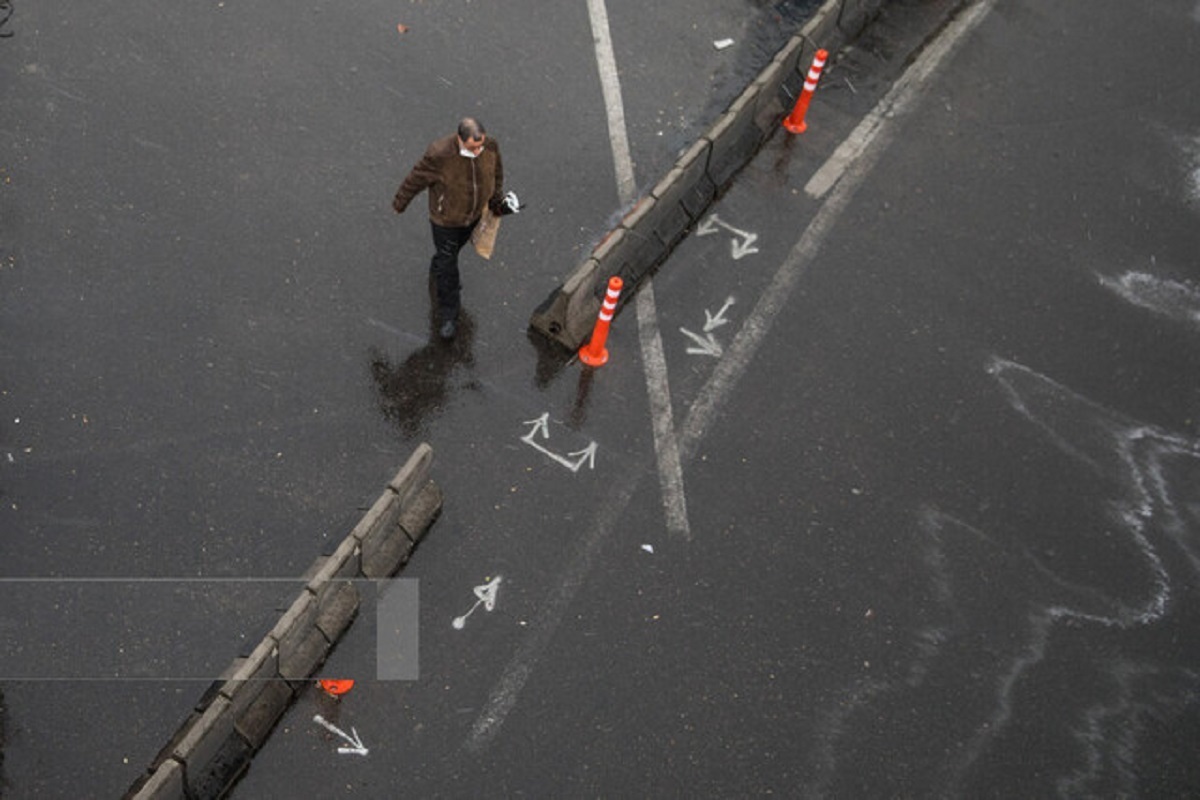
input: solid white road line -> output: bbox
[467,0,995,755]
[805,0,996,199]
[586,0,692,539]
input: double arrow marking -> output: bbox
[696,213,759,260]
[680,297,735,357]
[521,413,597,473]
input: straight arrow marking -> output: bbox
[313,715,369,757]
[703,297,736,332]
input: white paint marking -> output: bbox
[589,0,691,540]
[805,0,996,199]
[453,576,502,630]
[683,0,997,460]
[704,297,736,332]
[313,715,369,757]
[696,213,760,259]
[638,283,692,539]
[1099,271,1200,329]
[468,0,997,758]
[680,327,723,357]
[586,0,636,202]
[466,477,634,752]
[520,413,597,473]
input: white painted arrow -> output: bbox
[680,327,723,357]
[703,297,736,332]
[696,213,759,260]
[522,412,551,442]
[520,413,597,473]
[453,576,502,630]
[313,714,369,757]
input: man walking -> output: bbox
[393,117,504,340]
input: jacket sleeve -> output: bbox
[393,145,442,214]
[488,142,505,211]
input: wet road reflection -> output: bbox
[369,312,478,438]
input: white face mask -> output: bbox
[459,147,479,159]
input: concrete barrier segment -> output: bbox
[272,594,333,683]
[772,35,807,98]
[751,60,789,128]
[313,581,361,643]
[349,488,402,545]
[127,444,443,799]
[171,695,236,795]
[646,170,694,250]
[397,480,444,547]
[126,757,184,800]
[361,525,416,579]
[217,636,279,719]
[705,88,770,189]
[304,534,362,593]
[584,224,667,309]
[612,195,671,289]
[268,591,318,667]
[528,256,595,348]
[387,441,433,506]
[671,138,717,221]
[232,679,294,752]
[526,137,712,352]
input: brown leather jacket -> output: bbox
[392,134,504,228]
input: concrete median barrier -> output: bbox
[528,0,884,351]
[124,443,441,800]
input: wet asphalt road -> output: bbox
[5,0,1200,797]
[240,0,1200,796]
[0,0,813,795]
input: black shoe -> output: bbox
[439,319,457,340]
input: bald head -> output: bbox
[457,117,486,141]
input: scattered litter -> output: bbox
[850,487,863,495]
[397,23,409,34]
[641,544,654,554]
[713,38,734,50]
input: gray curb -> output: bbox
[123,443,441,800]
[529,0,886,351]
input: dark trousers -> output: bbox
[430,220,478,323]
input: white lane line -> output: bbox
[465,0,690,752]
[587,0,691,539]
[637,280,691,539]
[586,0,636,201]
[689,0,996,452]
[467,0,995,755]
[465,467,638,752]
[805,0,996,199]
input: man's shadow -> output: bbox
[369,309,477,438]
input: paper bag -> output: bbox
[471,207,501,259]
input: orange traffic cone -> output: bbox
[318,679,355,698]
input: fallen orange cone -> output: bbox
[319,679,355,697]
